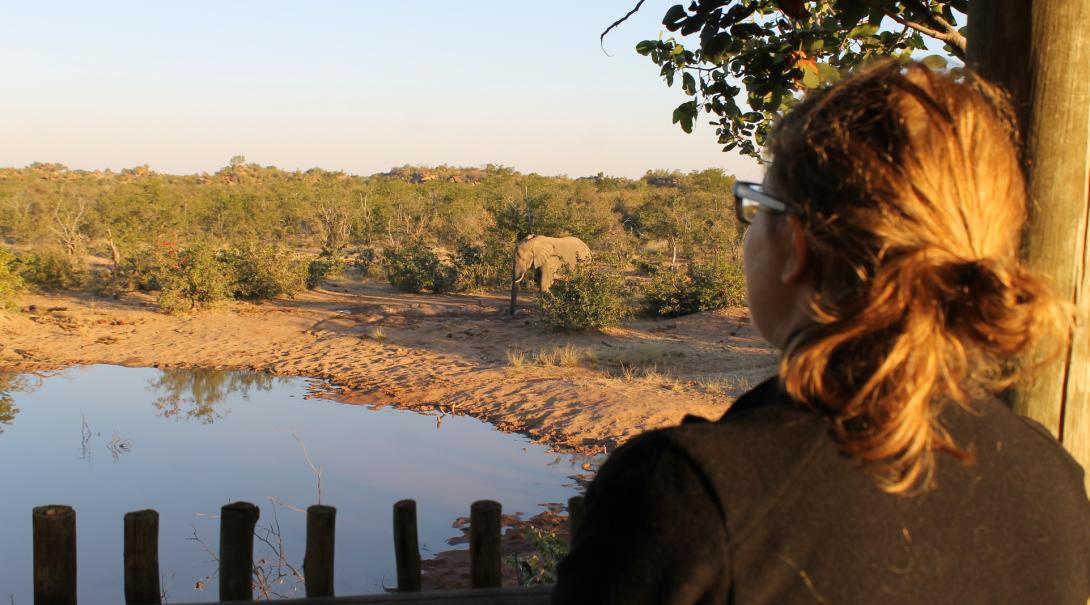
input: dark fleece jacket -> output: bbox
[553,377,1090,604]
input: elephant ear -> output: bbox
[533,239,557,267]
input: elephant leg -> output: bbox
[540,268,554,292]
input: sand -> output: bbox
[0,278,777,454]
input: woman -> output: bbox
[552,62,1090,604]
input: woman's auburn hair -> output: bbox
[768,61,1072,494]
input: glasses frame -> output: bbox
[733,180,790,225]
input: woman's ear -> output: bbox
[780,215,810,285]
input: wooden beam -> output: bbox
[219,501,260,601]
[969,0,1090,490]
[304,505,336,597]
[470,500,502,589]
[168,585,552,605]
[393,499,422,592]
[124,509,161,604]
[33,505,77,605]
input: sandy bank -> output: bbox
[0,279,777,454]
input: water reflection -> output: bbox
[0,365,589,602]
[0,371,43,433]
[148,368,288,423]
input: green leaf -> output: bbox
[672,101,696,134]
[682,72,697,95]
[921,55,948,70]
[663,4,687,30]
[636,40,657,56]
[817,63,841,84]
[837,0,868,29]
[848,23,879,39]
[800,66,820,89]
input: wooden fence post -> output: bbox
[470,500,502,588]
[567,496,585,545]
[303,505,336,597]
[33,505,77,605]
[219,501,259,601]
[124,509,160,604]
[393,500,422,592]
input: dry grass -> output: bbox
[506,348,528,368]
[689,374,751,396]
[610,363,680,390]
[594,341,688,368]
[369,326,387,342]
[508,344,588,369]
[535,344,583,367]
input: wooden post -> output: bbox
[509,244,520,316]
[124,509,160,604]
[392,499,422,592]
[33,505,77,605]
[567,496,585,545]
[219,501,259,602]
[470,500,502,588]
[303,505,336,597]
[969,0,1090,491]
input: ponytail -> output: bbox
[767,63,1072,493]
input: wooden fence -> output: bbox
[30,495,586,605]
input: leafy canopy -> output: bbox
[608,1,966,157]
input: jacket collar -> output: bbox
[718,375,789,421]
[679,375,789,426]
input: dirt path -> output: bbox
[0,279,777,454]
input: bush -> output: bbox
[349,246,378,278]
[642,257,746,317]
[155,243,234,313]
[382,244,456,293]
[450,239,509,292]
[18,248,88,292]
[225,243,307,299]
[0,248,25,309]
[306,247,348,289]
[95,251,161,298]
[540,260,631,331]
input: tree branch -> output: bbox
[890,0,966,58]
[600,0,646,55]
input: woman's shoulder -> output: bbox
[946,397,1088,494]
[596,377,832,527]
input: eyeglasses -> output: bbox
[733,181,790,225]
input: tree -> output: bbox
[607,1,965,157]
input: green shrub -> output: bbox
[540,260,631,331]
[18,248,88,292]
[0,248,25,309]
[642,257,746,317]
[349,246,378,277]
[382,244,451,293]
[155,243,233,313]
[306,247,348,289]
[95,251,161,298]
[632,253,670,276]
[511,526,569,586]
[226,243,307,299]
[450,240,509,292]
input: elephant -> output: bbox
[509,235,591,314]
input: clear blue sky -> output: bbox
[0,1,763,180]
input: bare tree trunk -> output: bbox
[49,198,86,257]
[105,227,122,269]
[969,0,1090,490]
[509,242,519,316]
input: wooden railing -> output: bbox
[30,496,586,605]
